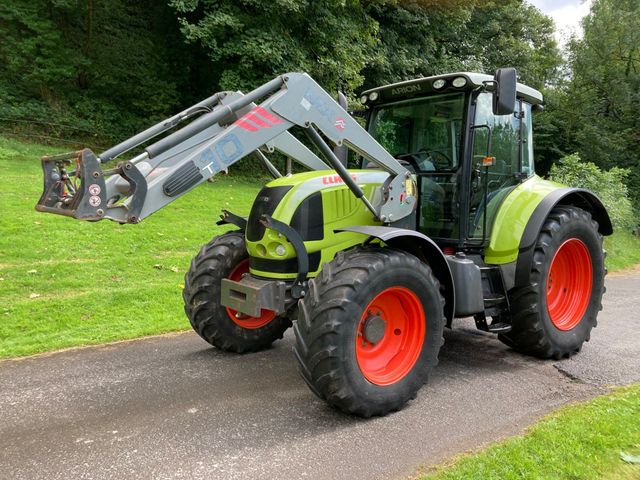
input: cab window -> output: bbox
[368,93,467,240]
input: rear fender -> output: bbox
[336,226,455,327]
[514,188,612,287]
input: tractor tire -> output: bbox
[183,231,292,353]
[294,247,445,417]
[498,206,606,359]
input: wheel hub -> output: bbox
[362,313,386,345]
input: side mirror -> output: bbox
[492,68,517,116]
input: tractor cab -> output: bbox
[361,70,543,249]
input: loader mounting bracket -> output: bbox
[115,160,148,224]
[217,209,248,230]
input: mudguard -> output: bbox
[485,176,612,264]
[336,226,455,326]
[513,187,612,287]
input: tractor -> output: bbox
[36,68,611,417]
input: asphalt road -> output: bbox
[1,271,638,480]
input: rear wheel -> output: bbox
[499,206,606,359]
[183,231,291,353]
[294,248,445,417]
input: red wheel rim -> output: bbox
[225,259,276,329]
[546,238,593,331]
[355,286,425,386]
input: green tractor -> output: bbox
[36,68,611,417]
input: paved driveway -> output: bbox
[1,271,638,480]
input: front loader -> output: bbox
[36,69,612,417]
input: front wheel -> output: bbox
[499,206,606,359]
[294,248,445,417]
[183,231,292,353]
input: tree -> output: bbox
[169,0,377,96]
[0,0,562,148]
[459,0,561,90]
[361,2,473,89]
[362,0,561,91]
[565,0,640,206]
[0,0,195,141]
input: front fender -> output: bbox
[336,226,455,326]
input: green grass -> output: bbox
[0,136,265,358]
[605,230,640,272]
[422,384,640,480]
[1,136,639,358]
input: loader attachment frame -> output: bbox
[35,73,415,224]
[36,149,108,221]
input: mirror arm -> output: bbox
[481,80,497,92]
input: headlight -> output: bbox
[360,94,368,104]
[433,79,446,90]
[452,76,467,88]
[369,91,379,101]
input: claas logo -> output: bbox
[322,174,357,185]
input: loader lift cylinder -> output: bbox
[98,92,225,163]
[306,126,378,218]
[145,76,286,160]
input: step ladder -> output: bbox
[474,266,512,334]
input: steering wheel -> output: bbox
[419,149,452,169]
[394,153,423,172]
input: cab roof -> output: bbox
[362,72,544,106]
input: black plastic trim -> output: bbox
[250,251,321,274]
[216,209,247,230]
[246,185,292,241]
[259,214,309,296]
[336,225,456,326]
[290,191,324,241]
[163,160,202,197]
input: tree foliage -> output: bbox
[169,0,378,95]
[563,0,640,206]
[169,0,562,94]
[513,0,640,209]
[548,154,637,229]
[0,0,567,149]
[0,0,198,141]
[7,0,637,209]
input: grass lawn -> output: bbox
[1,136,638,358]
[423,384,640,480]
[0,136,265,358]
[605,230,640,272]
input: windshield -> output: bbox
[368,93,466,172]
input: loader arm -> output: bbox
[36,73,414,224]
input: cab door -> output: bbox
[467,92,534,243]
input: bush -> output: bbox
[548,154,637,230]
